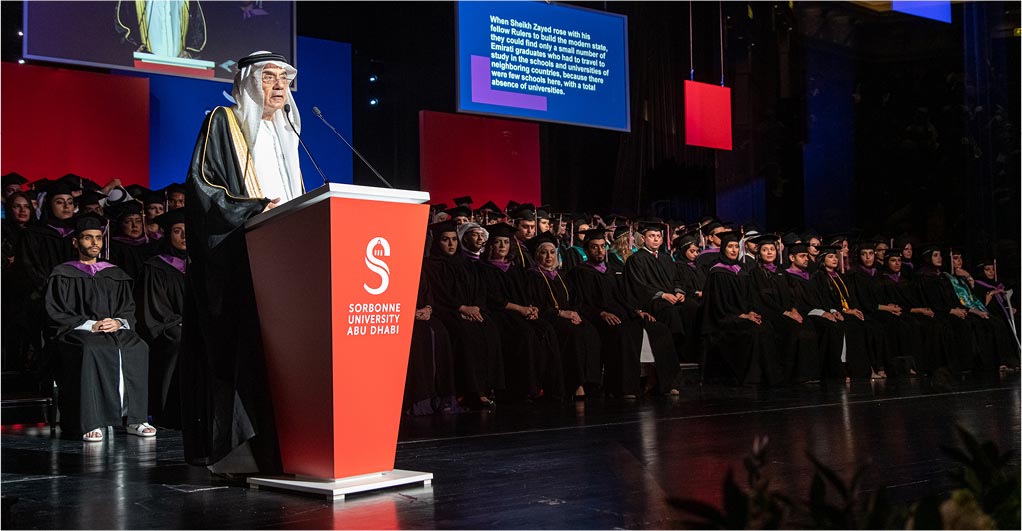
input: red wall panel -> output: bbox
[419,110,540,210]
[1,63,150,187]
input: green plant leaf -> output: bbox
[666,497,729,528]
[911,495,943,530]
[722,470,750,530]
[808,452,849,500]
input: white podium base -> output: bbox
[247,469,433,501]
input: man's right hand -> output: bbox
[264,197,282,211]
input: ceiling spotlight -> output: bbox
[368,74,378,83]
[369,97,380,106]
[18,30,24,37]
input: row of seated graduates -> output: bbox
[2,172,186,428]
[403,200,1021,414]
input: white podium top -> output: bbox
[245,183,430,231]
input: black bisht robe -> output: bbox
[425,253,505,398]
[475,259,563,400]
[568,262,679,396]
[524,267,602,392]
[142,253,186,428]
[701,263,782,385]
[183,106,280,471]
[404,264,457,414]
[45,263,149,435]
[811,270,886,378]
[748,264,821,383]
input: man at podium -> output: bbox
[181,51,304,475]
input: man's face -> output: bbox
[146,203,165,221]
[584,238,607,264]
[489,236,510,260]
[538,218,551,234]
[860,249,875,268]
[643,230,663,251]
[169,223,187,252]
[759,243,777,264]
[536,243,558,269]
[121,214,144,239]
[261,64,290,116]
[82,203,103,215]
[74,229,103,260]
[462,228,487,253]
[875,243,888,260]
[168,192,185,210]
[51,194,75,220]
[453,215,470,227]
[516,220,536,240]
[792,252,809,269]
[438,231,458,256]
[4,184,21,198]
[709,227,726,247]
[10,195,31,223]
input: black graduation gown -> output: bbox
[182,105,279,471]
[425,254,505,397]
[2,219,31,369]
[506,237,535,269]
[12,222,77,368]
[694,248,720,277]
[141,254,186,428]
[559,244,587,273]
[109,235,159,282]
[622,248,686,336]
[811,270,886,378]
[946,274,1016,371]
[404,265,457,414]
[701,263,781,385]
[606,250,626,274]
[673,259,706,363]
[475,259,563,399]
[748,264,821,383]
[915,269,976,372]
[524,267,602,392]
[568,262,679,396]
[784,267,848,380]
[44,263,149,435]
[877,271,948,373]
[971,278,1021,367]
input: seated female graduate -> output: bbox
[846,241,918,379]
[701,231,782,386]
[746,234,821,384]
[810,245,887,380]
[670,233,706,363]
[3,191,38,370]
[473,222,563,401]
[423,220,505,409]
[782,243,845,381]
[947,252,1020,371]
[45,213,154,442]
[606,225,635,274]
[567,228,679,397]
[106,200,159,282]
[140,209,188,428]
[970,258,1021,369]
[524,232,602,400]
[913,245,979,373]
[404,261,458,416]
[877,252,948,375]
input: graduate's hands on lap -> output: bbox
[821,312,838,322]
[559,310,582,325]
[844,308,865,320]
[638,311,656,323]
[784,309,804,324]
[92,318,121,333]
[415,306,432,321]
[740,312,763,325]
[950,308,967,319]
[459,305,484,322]
[880,304,903,316]
[661,293,680,304]
[600,311,622,326]
[969,308,989,319]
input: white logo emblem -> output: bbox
[364,237,391,295]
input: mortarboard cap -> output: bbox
[163,183,186,196]
[786,243,809,256]
[428,219,458,237]
[2,172,28,187]
[485,223,516,240]
[580,228,608,241]
[816,245,841,257]
[613,226,632,240]
[74,212,107,234]
[76,190,107,207]
[717,231,740,246]
[673,235,700,250]
[638,221,666,234]
[525,231,559,256]
[57,173,87,191]
[479,201,502,214]
[153,209,186,232]
[749,234,779,247]
[452,195,473,206]
[511,203,537,221]
[140,191,167,206]
[124,184,151,199]
[106,200,143,222]
[536,205,552,220]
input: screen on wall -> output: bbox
[456,1,630,132]
[23,0,295,83]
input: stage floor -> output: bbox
[3,373,1019,529]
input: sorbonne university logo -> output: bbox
[363,237,391,295]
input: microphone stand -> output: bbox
[283,104,330,187]
[312,106,394,189]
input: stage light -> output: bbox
[18,30,24,37]
[17,58,25,64]
[369,97,380,106]
[368,74,378,83]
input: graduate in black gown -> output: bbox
[811,246,887,379]
[506,204,538,269]
[845,241,908,379]
[45,213,154,441]
[107,201,158,282]
[3,191,36,370]
[524,232,602,400]
[559,215,590,273]
[783,243,849,381]
[913,246,976,373]
[404,260,458,415]
[606,225,634,274]
[476,223,564,401]
[141,209,187,428]
[747,235,821,384]
[701,232,782,385]
[971,258,1021,368]
[568,228,679,397]
[424,220,505,408]
[876,252,947,374]
[13,183,79,370]
[695,221,726,276]
[622,222,688,358]
[946,251,1019,371]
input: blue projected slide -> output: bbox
[457,1,630,131]
[892,1,951,23]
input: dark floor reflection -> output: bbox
[3,372,1019,529]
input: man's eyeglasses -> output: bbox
[261,73,292,85]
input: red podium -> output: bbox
[242,183,432,500]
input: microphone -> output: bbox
[283,103,330,187]
[312,106,394,189]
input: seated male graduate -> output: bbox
[44,212,154,442]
